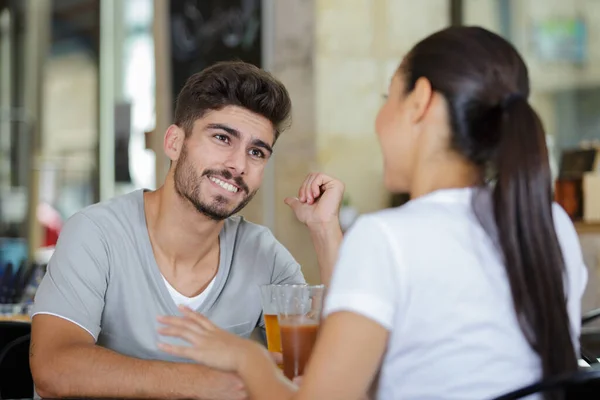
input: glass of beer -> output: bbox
[259,284,283,356]
[275,284,325,380]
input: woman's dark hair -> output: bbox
[401,26,577,381]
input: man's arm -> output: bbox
[285,172,346,286]
[307,221,343,286]
[31,212,246,400]
[266,221,342,288]
[31,314,246,400]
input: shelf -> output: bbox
[575,221,600,235]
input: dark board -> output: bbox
[169,0,262,105]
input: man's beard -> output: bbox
[173,146,257,221]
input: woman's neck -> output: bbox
[409,152,480,199]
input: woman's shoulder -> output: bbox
[356,193,467,233]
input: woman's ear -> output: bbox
[409,77,433,124]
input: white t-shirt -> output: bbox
[162,275,216,310]
[323,187,588,400]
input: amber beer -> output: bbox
[280,319,319,380]
[263,313,282,353]
[260,284,284,369]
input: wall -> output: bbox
[314,0,449,215]
[271,0,320,283]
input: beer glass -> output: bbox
[275,284,325,380]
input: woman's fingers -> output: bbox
[179,306,216,330]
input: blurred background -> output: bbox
[1,0,600,311]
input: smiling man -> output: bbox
[29,61,345,400]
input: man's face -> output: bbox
[172,106,275,220]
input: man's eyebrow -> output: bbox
[251,138,273,155]
[206,123,240,138]
[206,123,273,155]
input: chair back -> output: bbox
[491,367,600,399]
[0,321,33,399]
[582,307,600,365]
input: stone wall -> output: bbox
[315,0,450,215]
[271,0,320,283]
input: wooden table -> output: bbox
[0,314,31,322]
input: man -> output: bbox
[29,61,344,400]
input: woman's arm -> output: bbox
[159,215,397,399]
[158,307,388,400]
[282,311,388,400]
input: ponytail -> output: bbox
[492,94,577,379]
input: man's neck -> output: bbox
[144,184,224,274]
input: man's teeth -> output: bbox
[209,177,239,193]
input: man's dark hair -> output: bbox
[174,61,292,142]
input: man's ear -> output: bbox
[164,124,185,162]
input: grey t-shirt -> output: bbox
[32,190,305,362]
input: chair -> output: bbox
[0,321,33,399]
[491,367,600,399]
[582,308,600,326]
[581,308,600,365]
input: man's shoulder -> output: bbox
[224,216,301,281]
[224,216,292,256]
[224,215,274,243]
[65,190,144,233]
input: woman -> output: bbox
[157,26,588,399]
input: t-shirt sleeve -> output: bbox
[32,212,109,340]
[269,236,305,286]
[323,215,401,330]
[256,230,305,330]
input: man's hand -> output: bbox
[284,173,345,228]
[201,372,248,400]
[285,173,345,285]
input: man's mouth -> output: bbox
[208,176,240,193]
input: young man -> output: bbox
[30,61,344,400]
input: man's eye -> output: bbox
[249,149,265,158]
[215,134,229,143]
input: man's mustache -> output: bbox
[202,169,249,194]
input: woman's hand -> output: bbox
[157,306,261,372]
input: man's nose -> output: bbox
[224,148,247,175]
